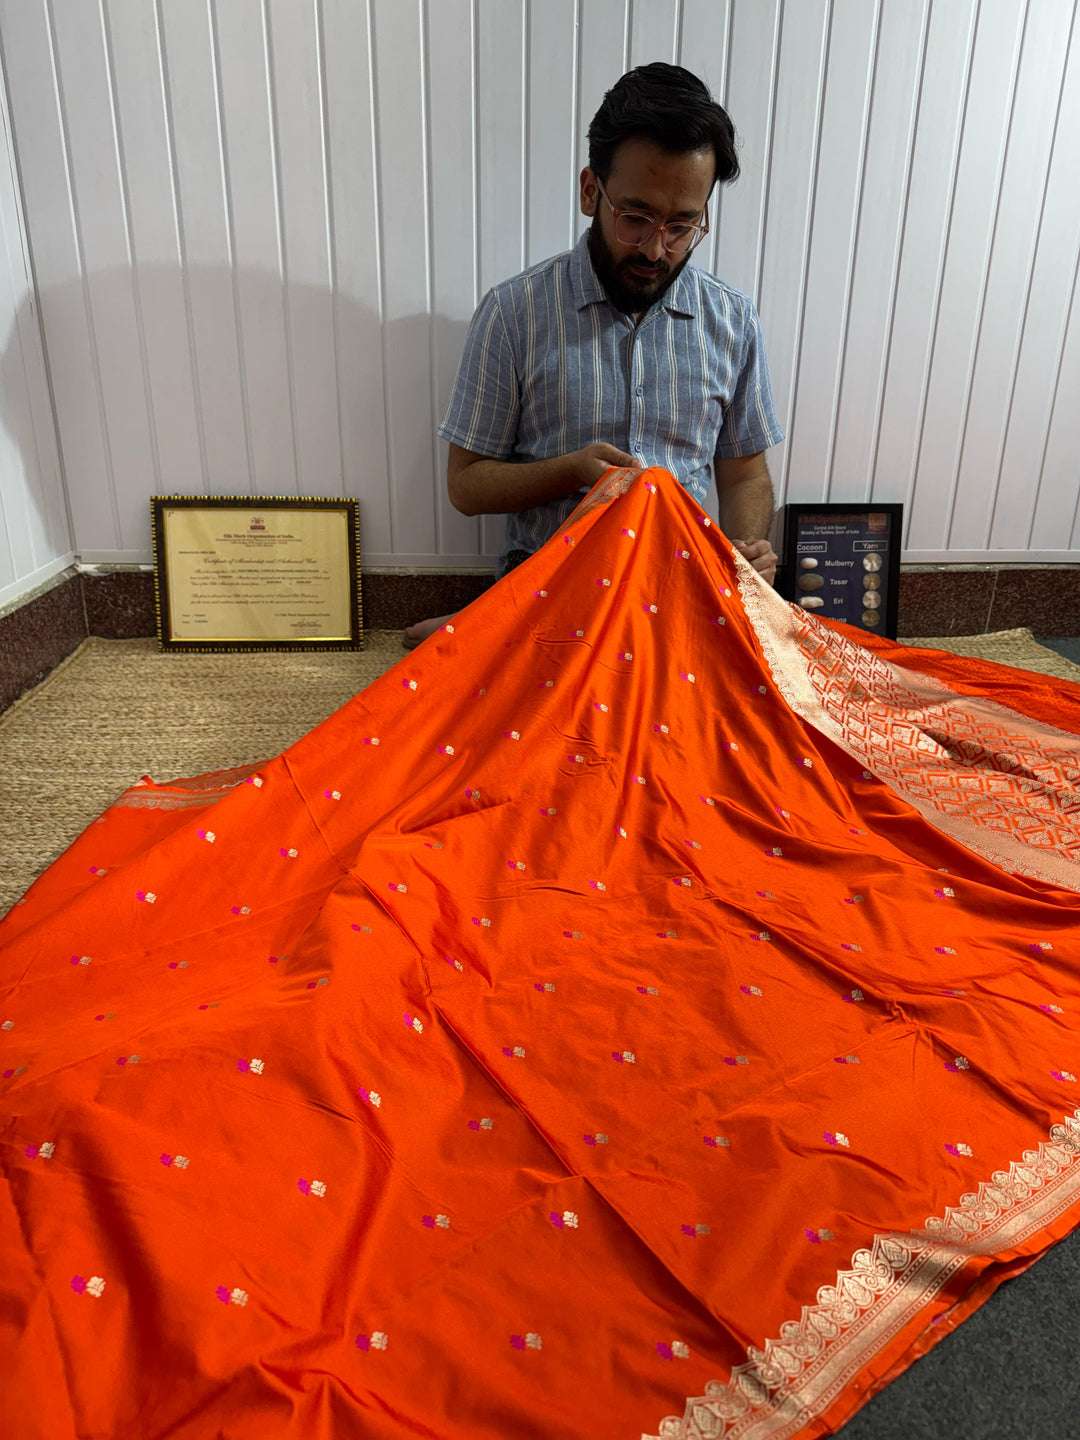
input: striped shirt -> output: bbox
[439,232,784,574]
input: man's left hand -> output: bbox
[733,539,777,586]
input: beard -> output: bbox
[587,215,690,315]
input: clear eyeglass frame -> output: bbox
[594,177,709,256]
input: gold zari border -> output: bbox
[646,1110,1080,1440]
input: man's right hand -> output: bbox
[571,443,641,488]
[448,441,641,517]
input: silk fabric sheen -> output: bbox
[2,469,1079,1440]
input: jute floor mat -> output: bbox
[2,627,1078,916]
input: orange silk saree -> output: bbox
[2,467,1079,1440]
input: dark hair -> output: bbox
[587,63,739,189]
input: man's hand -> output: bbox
[448,441,639,516]
[571,442,640,488]
[733,538,778,586]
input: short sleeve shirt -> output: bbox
[438,232,784,571]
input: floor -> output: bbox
[1037,637,1080,664]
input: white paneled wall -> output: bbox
[0,0,1077,579]
[0,55,70,606]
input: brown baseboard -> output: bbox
[3,563,1079,714]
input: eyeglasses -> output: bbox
[594,177,709,256]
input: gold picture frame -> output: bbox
[151,495,363,652]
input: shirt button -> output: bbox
[635,386,644,396]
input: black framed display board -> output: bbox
[151,495,363,653]
[776,503,903,640]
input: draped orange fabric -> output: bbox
[3,468,1080,1440]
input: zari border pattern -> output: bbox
[732,551,1080,894]
[644,1110,1080,1440]
[113,763,264,811]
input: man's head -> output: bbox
[581,64,739,314]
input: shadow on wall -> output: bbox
[0,264,480,564]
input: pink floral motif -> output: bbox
[1029,942,1054,955]
[841,989,865,1004]
[1052,1070,1077,1083]
[357,1086,381,1107]
[636,985,658,996]
[723,1055,749,1067]
[467,1118,494,1131]
[945,1056,971,1073]
[509,1332,542,1351]
[534,982,556,993]
[1040,1003,1064,1015]
[823,1131,850,1148]
[583,1133,609,1146]
[834,1055,860,1065]
[680,1223,710,1238]
[71,1275,104,1298]
[945,1143,973,1157]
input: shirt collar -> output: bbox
[569,230,698,319]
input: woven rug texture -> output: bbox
[2,627,1078,918]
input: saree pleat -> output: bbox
[2,468,1079,1440]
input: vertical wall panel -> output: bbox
[105,0,203,496]
[630,0,680,67]
[321,0,392,557]
[427,0,483,559]
[159,0,249,498]
[755,0,830,506]
[782,0,879,502]
[526,0,578,267]
[947,0,1072,549]
[1022,18,1080,551]
[267,0,341,498]
[371,0,435,557]
[678,0,730,101]
[0,49,71,604]
[905,1,1027,552]
[693,0,767,298]
[3,0,1080,582]
[0,0,116,554]
[828,0,928,504]
[212,0,294,494]
[871,0,978,545]
[574,0,629,242]
[49,0,158,551]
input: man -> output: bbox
[404,62,783,648]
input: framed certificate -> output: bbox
[151,496,363,652]
[776,503,902,639]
